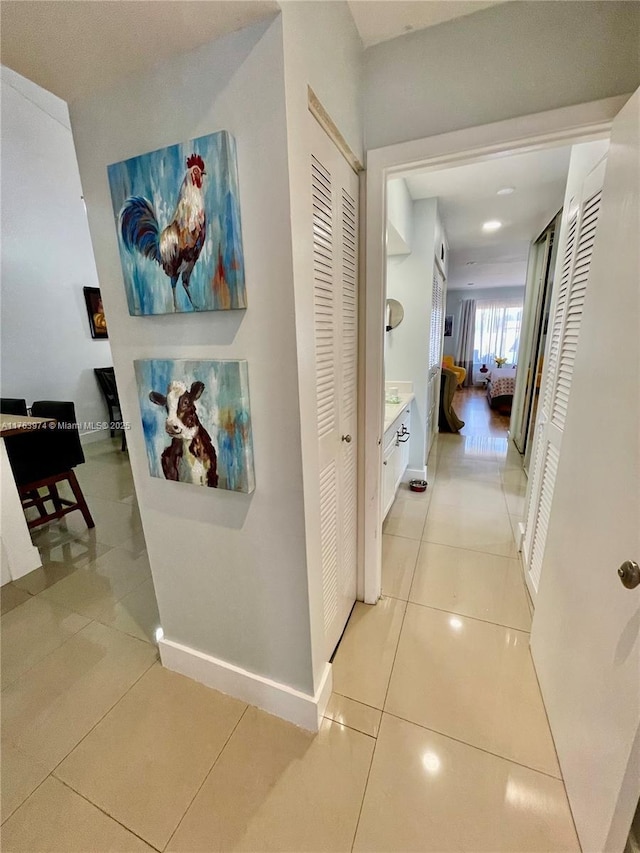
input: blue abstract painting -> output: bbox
[134,359,255,494]
[108,131,246,315]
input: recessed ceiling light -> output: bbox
[482,220,502,232]
[467,282,475,286]
[497,186,515,195]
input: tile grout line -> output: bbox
[38,566,154,628]
[348,716,379,852]
[381,594,532,634]
[0,607,93,695]
[162,703,250,851]
[2,654,158,829]
[380,598,410,715]
[322,713,377,740]
[418,535,518,560]
[50,652,159,776]
[55,775,164,852]
[331,690,383,714]
[381,708,563,782]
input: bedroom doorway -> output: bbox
[360,91,639,853]
[362,98,622,604]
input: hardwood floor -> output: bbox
[452,386,511,438]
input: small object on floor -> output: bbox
[409,479,427,492]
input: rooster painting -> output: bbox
[108,131,246,316]
[120,154,206,312]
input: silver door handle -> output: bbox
[618,561,640,589]
[342,434,352,443]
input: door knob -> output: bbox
[341,434,352,443]
[618,560,640,589]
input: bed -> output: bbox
[486,367,517,413]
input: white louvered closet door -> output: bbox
[310,114,359,660]
[522,155,607,599]
[428,263,446,452]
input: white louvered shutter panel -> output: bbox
[427,266,445,447]
[312,155,335,440]
[522,156,606,600]
[528,442,560,590]
[551,189,602,429]
[429,269,444,370]
[341,189,358,599]
[319,460,338,635]
[522,423,546,568]
[543,212,577,416]
[312,152,339,644]
[310,115,360,661]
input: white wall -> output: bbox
[364,1,640,150]
[387,178,412,255]
[385,198,437,472]
[69,17,316,695]
[0,66,111,429]
[281,1,363,163]
[444,285,526,359]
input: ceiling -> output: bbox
[0,0,511,103]
[0,1,278,102]
[347,0,506,47]
[399,145,573,290]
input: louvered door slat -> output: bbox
[551,189,602,428]
[342,189,358,420]
[529,442,560,589]
[524,156,606,601]
[543,213,577,415]
[341,186,358,605]
[312,154,336,439]
[319,460,338,633]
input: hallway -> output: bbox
[0,394,581,851]
[330,386,580,851]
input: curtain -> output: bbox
[474,299,523,376]
[455,299,476,387]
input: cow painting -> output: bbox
[135,359,255,493]
[149,381,218,488]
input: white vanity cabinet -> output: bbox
[382,405,412,518]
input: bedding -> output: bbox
[486,368,517,411]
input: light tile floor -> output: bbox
[1,398,580,851]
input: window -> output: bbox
[473,299,523,368]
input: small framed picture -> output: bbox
[444,314,453,337]
[83,287,108,339]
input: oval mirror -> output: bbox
[386,298,404,331]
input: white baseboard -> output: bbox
[403,466,427,483]
[80,428,110,445]
[159,637,333,731]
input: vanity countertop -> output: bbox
[384,393,414,432]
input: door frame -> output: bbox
[361,94,628,604]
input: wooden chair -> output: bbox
[94,367,126,450]
[4,401,94,531]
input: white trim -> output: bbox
[308,87,363,174]
[403,466,427,483]
[362,95,629,606]
[80,427,111,445]
[159,637,333,732]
